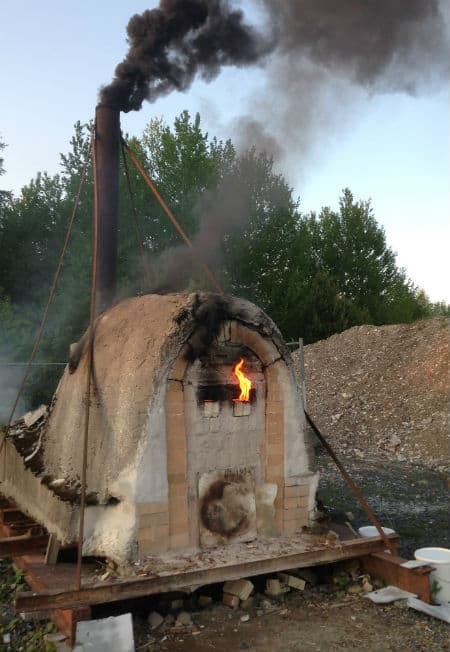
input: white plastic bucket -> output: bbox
[358,526,395,538]
[414,547,450,604]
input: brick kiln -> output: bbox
[2,291,319,562]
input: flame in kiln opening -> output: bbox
[233,358,252,402]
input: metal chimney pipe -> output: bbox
[94,104,120,315]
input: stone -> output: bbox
[223,593,240,608]
[148,611,164,630]
[388,434,401,449]
[223,579,254,601]
[176,611,192,626]
[197,595,213,608]
[240,614,250,622]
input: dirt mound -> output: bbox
[293,317,449,470]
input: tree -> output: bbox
[0,137,12,206]
[0,117,439,408]
[306,189,428,327]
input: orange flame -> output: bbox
[233,358,252,402]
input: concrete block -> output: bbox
[74,613,134,652]
[233,401,251,417]
[204,401,220,418]
[265,579,290,596]
[148,611,164,630]
[223,593,240,608]
[223,579,254,601]
[278,573,306,591]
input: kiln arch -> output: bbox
[159,320,313,553]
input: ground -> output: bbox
[137,592,450,652]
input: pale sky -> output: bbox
[1,1,449,302]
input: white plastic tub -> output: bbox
[414,547,450,604]
[358,526,395,538]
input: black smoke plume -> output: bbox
[262,0,448,89]
[236,0,450,164]
[100,0,266,111]
[102,1,448,114]
[101,1,448,291]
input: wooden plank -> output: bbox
[361,551,433,603]
[16,535,398,612]
[0,533,49,557]
[45,535,61,565]
[1,507,28,524]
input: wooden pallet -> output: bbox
[0,497,433,648]
[0,499,48,554]
[15,535,402,613]
[0,497,90,645]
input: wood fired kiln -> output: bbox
[2,292,319,562]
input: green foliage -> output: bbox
[0,563,57,651]
[0,113,440,407]
[0,136,12,207]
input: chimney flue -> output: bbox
[94,104,120,315]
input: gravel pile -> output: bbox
[293,317,449,470]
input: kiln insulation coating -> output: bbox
[2,292,319,561]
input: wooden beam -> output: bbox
[16,535,398,613]
[361,551,433,603]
